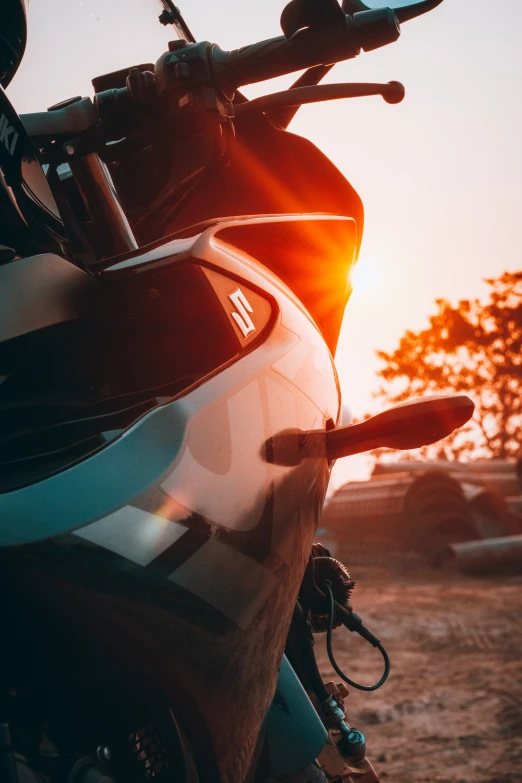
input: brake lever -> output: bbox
[234,81,405,120]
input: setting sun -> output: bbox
[349,257,381,293]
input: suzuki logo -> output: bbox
[228,287,255,339]
[0,114,19,156]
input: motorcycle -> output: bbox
[0,1,474,781]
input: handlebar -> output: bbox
[207,9,400,92]
[212,21,356,92]
[25,9,408,147]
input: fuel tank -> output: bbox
[0,214,356,781]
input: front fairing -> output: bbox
[0,223,343,781]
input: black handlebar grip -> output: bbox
[212,18,360,92]
[211,10,400,93]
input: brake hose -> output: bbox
[324,580,390,692]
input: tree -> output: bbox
[374,271,522,461]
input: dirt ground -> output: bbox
[314,557,522,783]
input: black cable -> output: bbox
[324,581,390,692]
[285,603,330,703]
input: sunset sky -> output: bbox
[9,0,522,487]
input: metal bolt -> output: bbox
[96,746,112,763]
[341,728,366,761]
[65,144,75,156]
